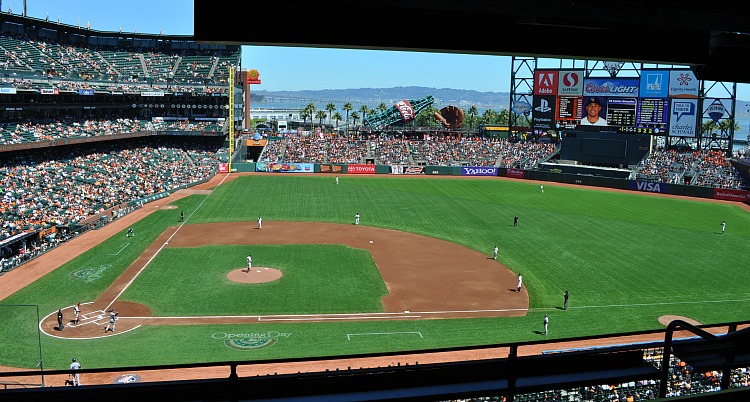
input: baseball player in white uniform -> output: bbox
[355,212,360,225]
[70,358,81,386]
[257,216,262,230]
[104,309,118,332]
[492,245,498,260]
[73,302,80,324]
[247,255,252,272]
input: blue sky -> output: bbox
[6,0,750,104]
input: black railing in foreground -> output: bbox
[1,319,750,401]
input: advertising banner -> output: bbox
[506,168,525,179]
[40,88,60,95]
[461,167,498,176]
[630,180,668,193]
[265,162,314,173]
[218,163,228,173]
[77,89,94,95]
[714,188,750,202]
[347,164,376,174]
[320,164,343,173]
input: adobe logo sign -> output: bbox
[558,71,583,95]
[534,70,558,96]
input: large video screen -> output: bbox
[530,69,700,137]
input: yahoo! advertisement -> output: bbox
[462,167,498,176]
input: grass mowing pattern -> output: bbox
[1,174,749,369]
[121,244,387,315]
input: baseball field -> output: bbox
[1,173,749,373]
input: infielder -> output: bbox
[355,212,360,225]
[492,245,498,260]
[257,216,262,230]
[517,273,523,293]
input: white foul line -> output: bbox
[104,174,232,312]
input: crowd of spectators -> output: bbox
[259,133,558,169]
[633,147,748,190]
[692,150,748,189]
[441,353,750,401]
[0,117,224,145]
[0,139,226,250]
[1,33,238,92]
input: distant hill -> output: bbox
[251,87,511,111]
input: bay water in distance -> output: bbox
[253,98,750,152]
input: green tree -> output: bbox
[359,105,369,124]
[343,102,353,129]
[467,105,479,130]
[300,109,311,130]
[351,111,361,127]
[481,109,498,125]
[332,111,343,130]
[325,102,337,126]
[305,103,317,131]
[316,110,327,130]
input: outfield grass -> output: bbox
[1,174,749,369]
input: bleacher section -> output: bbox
[0,33,239,88]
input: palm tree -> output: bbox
[377,102,387,115]
[332,112,343,131]
[418,105,438,128]
[343,102,353,129]
[316,110,327,131]
[300,109,311,130]
[325,102,336,126]
[481,109,497,126]
[305,103,317,131]
[351,111,360,128]
[359,105,369,124]
[468,105,478,130]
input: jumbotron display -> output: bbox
[531,68,700,137]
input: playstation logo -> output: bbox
[535,99,552,113]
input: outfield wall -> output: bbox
[226,162,748,204]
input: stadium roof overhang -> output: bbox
[194,0,750,84]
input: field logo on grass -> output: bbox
[71,265,112,283]
[212,331,292,351]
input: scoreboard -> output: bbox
[530,68,700,137]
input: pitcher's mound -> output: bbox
[227,268,282,284]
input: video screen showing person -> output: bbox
[579,96,608,126]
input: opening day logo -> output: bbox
[212,331,292,351]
